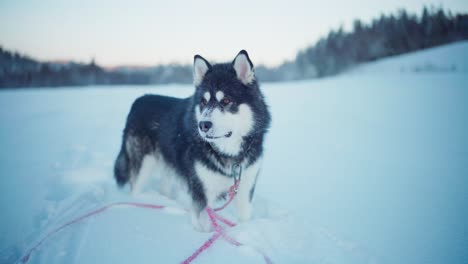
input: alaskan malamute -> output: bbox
[114,50,271,231]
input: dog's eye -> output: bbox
[201,98,207,106]
[222,98,231,105]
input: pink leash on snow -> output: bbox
[180,207,273,264]
[20,180,272,263]
[180,177,272,264]
[20,202,164,263]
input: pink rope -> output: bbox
[180,232,222,264]
[180,207,272,264]
[213,179,240,212]
[20,202,164,263]
[20,198,273,264]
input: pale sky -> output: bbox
[1,0,467,67]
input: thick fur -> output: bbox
[114,50,271,231]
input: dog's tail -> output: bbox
[114,146,130,187]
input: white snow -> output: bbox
[1,43,468,264]
[347,40,468,74]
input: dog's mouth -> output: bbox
[205,131,232,139]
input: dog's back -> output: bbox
[114,94,184,187]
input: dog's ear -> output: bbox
[232,50,255,85]
[193,55,211,86]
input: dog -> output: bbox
[114,50,271,231]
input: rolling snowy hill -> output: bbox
[347,40,468,74]
[1,42,467,264]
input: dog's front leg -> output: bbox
[235,163,260,222]
[190,206,212,232]
[189,184,213,232]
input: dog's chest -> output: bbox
[194,158,261,208]
[194,161,234,206]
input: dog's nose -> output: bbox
[199,121,213,132]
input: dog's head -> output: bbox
[193,50,258,156]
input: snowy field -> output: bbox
[348,40,468,74]
[1,42,467,264]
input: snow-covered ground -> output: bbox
[348,41,468,74]
[1,42,467,264]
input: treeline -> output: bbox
[0,50,192,88]
[259,6,468,81]
[1,6,467,88]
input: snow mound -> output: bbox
[347,41,468,74]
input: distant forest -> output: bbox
[1,6,467,88]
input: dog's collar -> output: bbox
[231,163,242,186]
[213,163,242,212]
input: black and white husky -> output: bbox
[114,50,271,231]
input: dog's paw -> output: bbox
[238,209,252,222]
[237,201,252,222]
[191,209,213,232]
